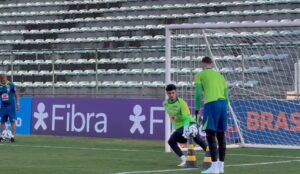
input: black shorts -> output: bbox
[169,127,187,144]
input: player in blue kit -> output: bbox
[0,73,20,143]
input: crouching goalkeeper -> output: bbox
[163,84,207,167]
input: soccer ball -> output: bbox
[188,124,198,138]
[1,130,13,140]
[198,124,207,137]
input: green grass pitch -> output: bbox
[0,136,299,174]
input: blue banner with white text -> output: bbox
[4,97,33,135]
[231,100,300,145]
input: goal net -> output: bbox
[165,21,300,152]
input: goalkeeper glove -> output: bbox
[189,124,198,138]
[183,126,191,139]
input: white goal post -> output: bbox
[165,21,300,152]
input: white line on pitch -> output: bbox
[227,159,300,167]
[115,159,300,174]
[115,168,197,174]
[4,144,300,159]
[7,144,148,152]
[228,153,300,159]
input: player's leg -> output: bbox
[205,130,218,160]
[216,100,228,173]
[168,128,188,166]
[192,133,207,151]
[203,102,218,160]
[1,122,5,133]
[0,112,8,142]
[216,132,226,173]
[8,111,17,142]
[202,102,220,174]
[0,109,5,132]
[0,110,8,133]
[202,129,221,173]
[0,122,5,142]
[10,121,16,142]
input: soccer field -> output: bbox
[0,136,299,174]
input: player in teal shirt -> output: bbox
[0,73,20,143]
[194,57,229,174]
[163,84,207,167]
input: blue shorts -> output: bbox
[0,107,17,123]
[203,100,228,132]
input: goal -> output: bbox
[165,21,300,152]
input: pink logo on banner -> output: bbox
[31,98,166,140]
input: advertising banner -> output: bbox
[231,100,300,145]
[31,98,166,140]
[4,97,32,135]
[31,97,300,144]
[17,97,32,135]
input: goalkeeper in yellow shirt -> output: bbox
[163,84,207,167]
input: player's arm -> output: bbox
[194,74,203,118]
[12,83,20,110]
[194,83,202,112]
[224,82,230,109]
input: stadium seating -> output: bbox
[1,1,298,18]
[12,80,259,89]
[1,9,299,26]
[0,0,299,97]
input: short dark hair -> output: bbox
[0,73,6,78]
[201,56,213,64]
[166,84,176,91]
